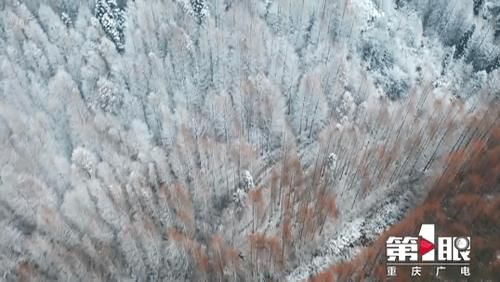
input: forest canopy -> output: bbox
[0,0,499,281]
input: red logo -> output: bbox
[419,237,435,256]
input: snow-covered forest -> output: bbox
[0,0,499,281]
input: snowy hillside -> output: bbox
[0,0,499,281]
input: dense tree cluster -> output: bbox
[95,0,126,52]
[311,115,500,281]
[0,0,498,281]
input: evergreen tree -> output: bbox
[95,0,126,52]
[191,0,208,25]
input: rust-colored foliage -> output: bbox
[249,232,267,251]
[17,261,37,282]
[224,247,241,267]
[166,183,195,232]
[282,222,293,245]
[192,244,210,272]
[311,124,500,281]
[173,183,191,206]
[319,194,338,219]
[249,187,263,205]
[309,268,335,282]
[209,234,227,277]
[247,232,285,272]
[266,235,283,267]
[167,228,186,243]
